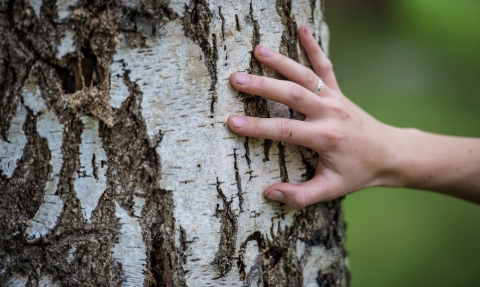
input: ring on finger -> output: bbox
[313,77,323,94]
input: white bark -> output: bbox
[0,103,27,178]
[0,0,348,286]
[26,111,65,238]
[74,116,108,222]
[56,29,76,60]
[112,202,147,287]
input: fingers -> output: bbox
[253,45,322,94]
[230,73,326,116]
[264,175,338,209]
[228,116,317,148]
[298,25,339,90]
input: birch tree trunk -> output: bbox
[0,0,349,286]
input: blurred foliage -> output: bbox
[394,0,480,68]
[324,0,480,286]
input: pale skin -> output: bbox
[227,25,480,209]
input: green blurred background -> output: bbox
[325,0,480,286]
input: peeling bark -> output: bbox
[0,0,348,286]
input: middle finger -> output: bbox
[254,45,324,94]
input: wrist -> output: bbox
[370,124,418,188]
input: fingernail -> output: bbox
[235,73,250,85]
[231,116,246,128]
[265,190,284,201]
[259,46,272,58]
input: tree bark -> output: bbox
[0,0,349,286]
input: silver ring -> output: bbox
[314,77,323,94]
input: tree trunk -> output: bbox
[0,0,349,286]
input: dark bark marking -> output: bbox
[100,62,185,286]
[235,14,241,31]
[259,199,349,286]
[277,142,289,182]
[91,153,98,180]
[55,65,76,94]
[55,38,116,126]
[212,178,238,278]
[148,188,185,287]
[179,226,187,254]
[233,149,244,212]
[218,6,225,41]
[80,48,100,89]
[116,1,177,47]
[289,107,294,119]
[277,0,301,126]
[237,231,264,281]
[316,270,337,287]
[0,109,67,286]
[305,200,346,250]
[301,148,317,181]
[0,0,36,140]
[316,262,350,287]
[264,246,285,270]
[242,1,268,118]
[276,0,299,62]
[210,91,218,116]
[183,0,218,115]
[240,1,272,164]
[263,139,273,162]
[0,109,50,237]
[244,137,251,169]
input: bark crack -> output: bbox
[235,14,241,31]
[263,139,273,162]
[242,1,272,167]
[183,0,218,116]
[233,148,244,212]
[276,0,299,61]
[244,137,251,169]
[91,153,98,180]
[219,6,225,41]
[212,178,238,278]
[237,231,264,281]
[277,142,289,182]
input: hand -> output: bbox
[227,25,399,208]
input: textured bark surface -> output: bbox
[0,0,349,286]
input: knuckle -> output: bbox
[251,118,262,136]
[257,76,267,90]
[290,188,307,209]
[322,59,333,71]
[304,69,318,85]
[277,119,294,140]
[289,83,306,103]
[277,53,288,65]
[330,102,350,120]
[321,127,343,145]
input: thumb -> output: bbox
[264,176,332,209]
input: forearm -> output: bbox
[385,126,480,203]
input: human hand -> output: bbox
[228,25,400,209]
